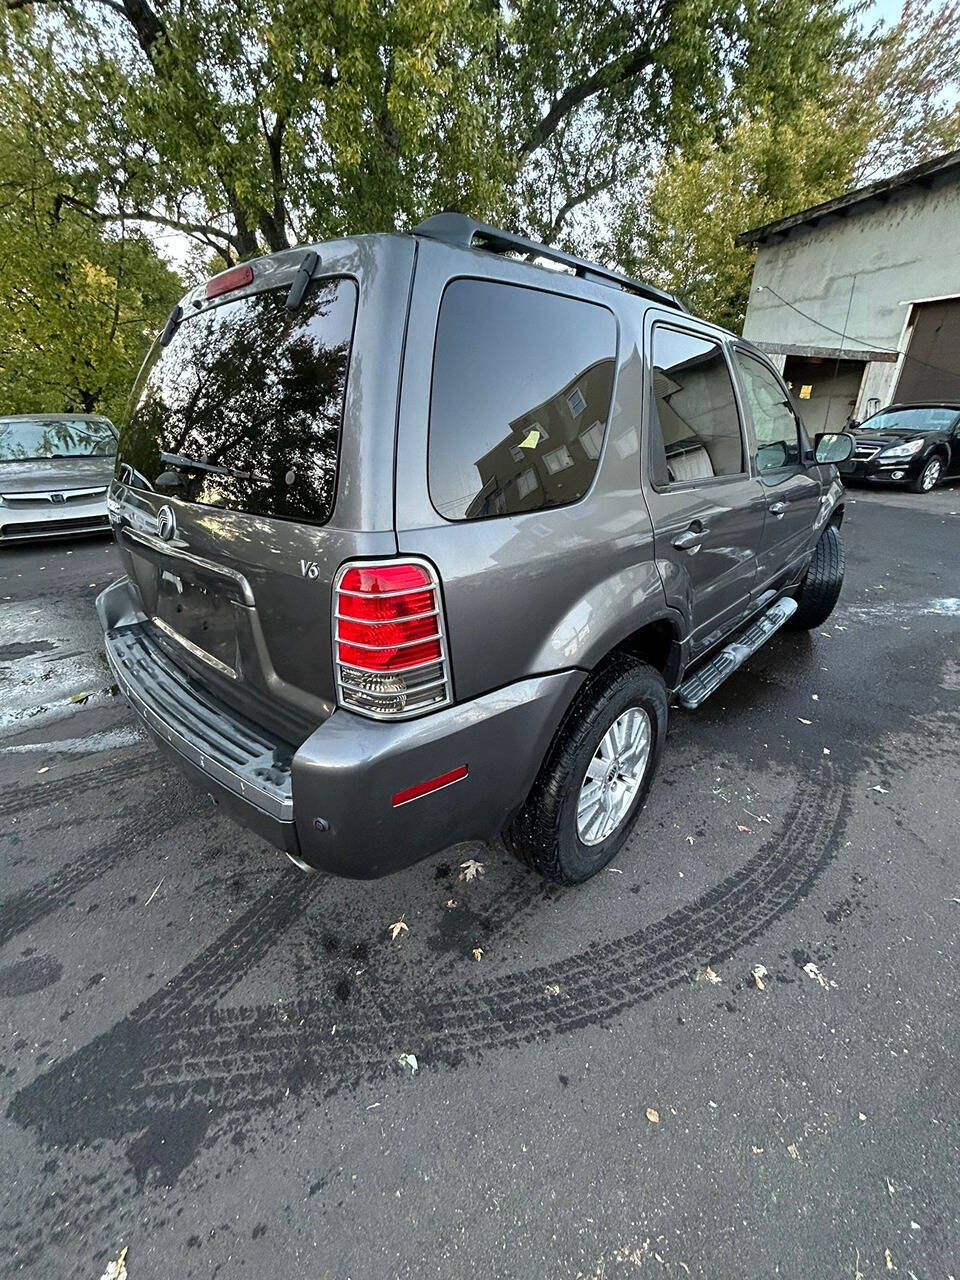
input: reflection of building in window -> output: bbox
[651,335,743,482]
[515,467,538,499]
[464,357,615,518]
[566,386,586,417]
[579,420,604,460]
[544,444,574,474]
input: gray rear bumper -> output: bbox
[98,576,584,876]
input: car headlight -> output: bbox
[879,439,925,461]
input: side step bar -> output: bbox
[677,596,798,710]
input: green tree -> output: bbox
[1,0,860,262]
[0,117,181,419]
[612,0,960,330]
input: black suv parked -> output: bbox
[98,215,852,884]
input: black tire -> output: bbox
[504,655,668,884]
[790,523,845,630]
[910,453,944,493]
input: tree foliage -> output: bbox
[1,0,958,383]
[613,0,960,330]
[1,0,863,264]
[0,112,181,419]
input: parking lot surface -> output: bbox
[1,486,958,1279]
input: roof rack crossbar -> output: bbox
[413,213,687,312]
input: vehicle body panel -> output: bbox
[394,239,674,700]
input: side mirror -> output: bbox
[814,431,854,464]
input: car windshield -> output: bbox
[859,407,959,431]
[0,419,116,462]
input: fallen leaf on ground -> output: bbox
[737,823,752,834]
[645,1107,660,1124]
[544,983,560,997]
[445,898,457,909]
[37,767,49,775]
[797,717,812,725]
[472,946,483,962]
[459,858,485,882]
[751,1145,764,1154]
[397,1053,418,1074]
[686,835,695,845]
[786,1142,800,1160]
[388,917,409,941]
[70,691,90,705]
[803,961,833,990]
[872,785,889,794]
[751,964,768,991]
[99,1247,128,1280]
[885,1247,894,1270]
[699,966,721,985]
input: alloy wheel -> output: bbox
[576,706,652,846]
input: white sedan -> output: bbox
[0,414,116,542]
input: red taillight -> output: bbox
[334,560,451,717]
[204,264,254,299]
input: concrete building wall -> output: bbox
[742,180,960,358]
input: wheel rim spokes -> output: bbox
[576,706,653,846]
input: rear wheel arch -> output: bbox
[608,615,683,688]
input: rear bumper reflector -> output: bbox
[392,765,468,808]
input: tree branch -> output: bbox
[517,44,654,161]
[55,192,240,253]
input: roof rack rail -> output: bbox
[413,213,687,313]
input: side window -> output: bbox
[428,280,617,521]
[734,351,802,471]
[648,327,744,485]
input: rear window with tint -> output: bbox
[117,278,357,524]
[429,280,617,520]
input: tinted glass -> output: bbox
[429,280,617,520]
[117,278,357,524]
[859,406,960,432]
[649,328,743,484]
[735,351,801,470]
[0,419,115,462]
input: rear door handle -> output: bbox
[769,501,787,518]
[672,529,703,553]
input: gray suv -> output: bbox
[97,215,852,883]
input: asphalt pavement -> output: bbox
[1,485,958,1279]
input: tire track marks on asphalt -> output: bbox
[3,762,850,1272]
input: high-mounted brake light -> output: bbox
[204,263,254,300]
[333,560,452,719]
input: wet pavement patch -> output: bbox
[0,954,62,997]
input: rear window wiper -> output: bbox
[159,451,267,483]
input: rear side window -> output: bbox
[428,280,617,520]
[117,278,357,524]
[648,327,744,485]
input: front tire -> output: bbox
[791,523,845,630]
[910,454,944,493]
[504,656,667,884]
